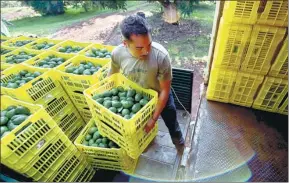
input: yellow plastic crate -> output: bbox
[207,68,237,103]
[253,77,288,113]
[74,119,138,173]
[0,95,63,172]
[0,35,12,43]
[79,43,116,58]
[1,62,12,71]
[1,45,14,56]
[84,73,158,158]
[223,1,259,24]
[2,36,38,48]
[24,38,64,51]
[23,50,75,70]
[269,37,288,79]
[1,48,43,65]
[212,18,252,70]
[72,162,95,182]
[278,96,288,115]
[257,0,288,27]
[77,107,92,123]
[98,116,158,160]
[40,89,74,119]
[56,55,110,92]
[65,90,92,122]
[69,157,95,182]
[50,40,92,54]
[241,25,286,75]
[52,104,85,140]
[84,73,158,135]
[1,65,61,103]
[46,150,94,182]
[229,72,264,107]
[21,134,77,181]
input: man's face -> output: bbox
[124,34,152,60]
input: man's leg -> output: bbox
[160,90,184,146]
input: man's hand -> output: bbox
[145,118,157,133]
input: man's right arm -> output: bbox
[108,50,120,76]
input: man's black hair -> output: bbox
[120,12,150,40]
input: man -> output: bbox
[109,12,184,148]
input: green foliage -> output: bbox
[64,0,127,12]
[24,0,65,15]
[177,0,200,17]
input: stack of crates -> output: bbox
[1,64,85,141]
[55,43,115,123]
[83,73,158,172]
[207,0,288,115]
[1,95,95,182]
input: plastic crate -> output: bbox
[229,72,264,107]
[24,38,64,51]
[257,0,288,27]
[212,18,252,70]
[56,55,110,92]
[21,134,77,181]
[253,77,288,113]
[84,73,158,135]
[0,35,12,43]
[40,89,74,119]
[2,36,38,48]
[241,25,286,75]
[77,106,92,123]
[269,37,288,79]
[223,1,260,24]
[79,43,116,58]
[207,68,237,103]
[98,116,158,160]
[69,157,95,182]
[1,48,43,65]
[72,161,95,182]
[1,65,62,103]
[74,119,137,173]
[23,50,76,70]
[277,95,288,115]
[0,95,63,172]
[46,150,89,182]
[1,45,14,56]
[50,40,92,54]
[52,105,85,139]
[1,62,12,71]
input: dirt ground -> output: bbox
[1,7,39,21]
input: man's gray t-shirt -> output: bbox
[110,42,172,93]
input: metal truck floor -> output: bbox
[184,97,288,182]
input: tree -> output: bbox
[23,0,65,15]
[149,0,199,23]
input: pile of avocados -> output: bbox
[82,124,119,148]
[85,48,111,58]
[1,70,42,89]
[1,105,31,138]
[92,87,150,120]
[9,40,32,47]
[58,45,83,53]
[65,61,102,75]
[36,55,66,68]
[31,41,56,50]
[5,51,37,64]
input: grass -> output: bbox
[168,35,211,59]
[8,1,148,36]
[167,2,215,59]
